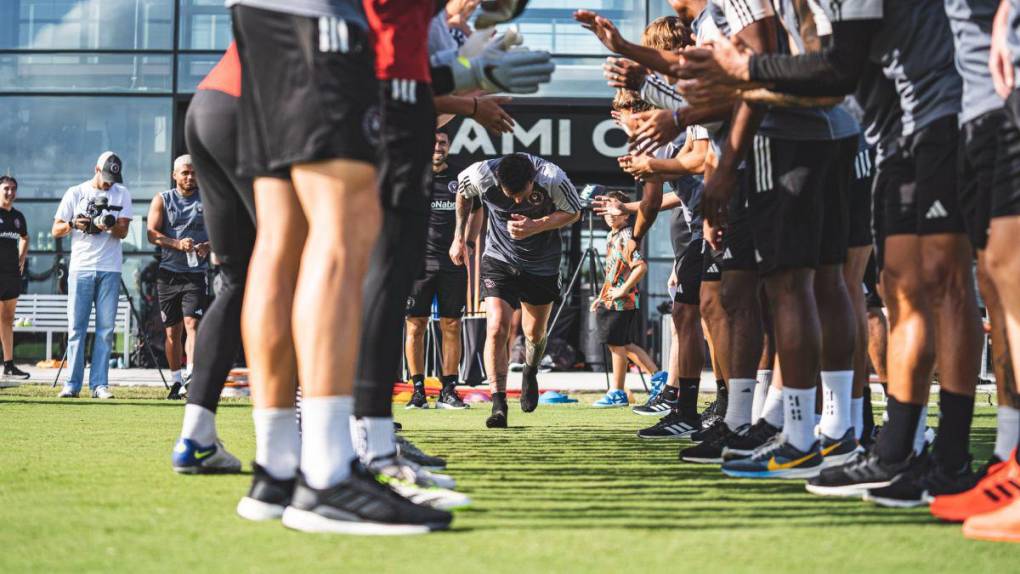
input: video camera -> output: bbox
[78,192,117,235]
[579,184,606,210]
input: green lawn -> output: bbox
[0,384,1014,573]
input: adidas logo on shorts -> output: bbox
[925,200,949,220]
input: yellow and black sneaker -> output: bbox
[721,437,824,479]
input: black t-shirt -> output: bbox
[0,207,27,276]
[425,166,460,272]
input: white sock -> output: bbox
[995,406,1020,461]
[253,407,301,481]
[912,404,929,455]
[185,363,194,378]
[762,387,784,428]
[172,370,183,383]
[352,416,396,462]
[723,378,757,430]
[852,397,864,441]
[783,386,817,452]
[819,370,854,439]
[752,370,772,422]
[300,396,355,489]
[180,403,216,445]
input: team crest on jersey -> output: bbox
[448,181,458,193]
[483,278,496,289]
[527,188,546,206]
[14,219,19,229]
[362,105,382,146]
[406,296,415,310]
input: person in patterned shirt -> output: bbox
[591,190,656,408]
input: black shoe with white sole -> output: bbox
[281,461,452,535]
[236,462,297,521]
[864,453,977,508]
[680,421,742,464]
[637,410,699,439]
[405,388,429,409]
[722,419,781,461]
[632,391,675,417]
[3,363,30,380]
[436,386,468,410]
[805,450,915,498]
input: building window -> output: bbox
[0,0,174,51]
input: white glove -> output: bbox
[476,0,530,29]
[450,46,555,94]
[459,27,523,59]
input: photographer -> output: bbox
[52,152,133,399]
[147,155,209,395]
[0,176,30,384]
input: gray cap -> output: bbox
[96,151,123,184]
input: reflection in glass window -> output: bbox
[0,96,173,201]
[509,0,646,55]
[178,0,232,50]
[176,53,222,93]
[0,54,173,93]
[0,0,173,50]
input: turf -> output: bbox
[0,384,1013,573]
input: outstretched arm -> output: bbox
[574,10,680,77]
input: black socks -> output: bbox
[677,378,700,418]
[933,389,975,470]
[411,374,425,391]
[876,396,923,464]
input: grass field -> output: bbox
[1,384,1014,573]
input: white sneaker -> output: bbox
[368,456,469,511]
[91,386,114,399]
[58,386,79,398]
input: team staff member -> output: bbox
[147,155,210,393]
[451,153,582,428]
[404,130,472,411]
[0,176,30,384]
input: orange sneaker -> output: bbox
[963,498,1020,543]
[930,455,1019,523]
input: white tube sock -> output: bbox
[995,406,1020,461]
[784,386,817,452]
[762,387,784,428]
[172,370,183,383]
[253,407,301,481]
[352,416,396,462]
[724,378,757,430]
[819,370,854,439]
[912,404,929,455]
[300,396,355,489]
[752,370,772,422]
[180,403,216,445]
[852,397,864,441]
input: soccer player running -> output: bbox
[404,130,473,411]
[0,176,30,386]
[147,155,210,396]
[450,153,582,428]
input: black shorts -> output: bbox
[993,91,1020,221]
[674,238,704,305]
[595,307,637,346]
[406,267,467,318]
[157,269,208,326]
[744,135,850,275]
[0,275,21,301]
[719,181,758,273]
[232,5,378,177]
[702,242,723,282]
[848,144,875,248]
[480,256,560,310]
[873,114,966,267]
[379,81,436,213]
[863,252,883,309]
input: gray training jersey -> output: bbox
[458,155,581,276]
[1008,1,1020,93]
[944,0,999,124]
[224,0,366,23]
[158,189,209,274]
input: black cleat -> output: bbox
[436,386,468,410]
[806,450,916,498]
[680,421,742,464]
[395,435,446,470]
[167,381,183,400]
[722,419,781,461]
[281,460,452,535]
[487,391,509,428]
[405,387,429,410]
[520,366,540,413]
[637,410,699,439]
[865,453,978,508]
[694,397,726,439]
[632,390,675,417]
[236,462,297,521]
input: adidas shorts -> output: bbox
[157,269,207,327]
[701,243,723,282]
[744,135,849,275]
[718,180,757,273]
[873,114,966,267]
[406,267,467,319]
[595,308,637,346]
[480,256,560,310]
[992,91,1020,223]
[848,142,875,249]
[673,238,705,305]
[232,5,378,177]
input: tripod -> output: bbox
[52,277,168,391]
[547,208,648,393]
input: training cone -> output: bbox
[539,391,577,404]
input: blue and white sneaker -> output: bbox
[172,438,242,474]
[593,389,629,408]
[647,371,668,400]
[721,435,824,479]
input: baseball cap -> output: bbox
[96,151,123,184]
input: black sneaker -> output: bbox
[975,455,1003,480]
[632,391,675,417]
[680,421,741,464]
[487,392,508,428]
[865,453,978,508]
[722,419,781,461]
[167,381,183,400]
[3,363,30,381]
[805,450,915,498]
[819,427,862,467]
[436,386,468,410]
[520,366,539,413]
[236,462,297,521]
[694,398,726,439]
[395,435,446,470]
[405,387,429,410]
[637,410,699,439]
[281,460,452,534]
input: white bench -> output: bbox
[13,294,133,366]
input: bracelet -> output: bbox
[471,97,478,117]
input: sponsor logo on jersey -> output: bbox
[431,200,456,211]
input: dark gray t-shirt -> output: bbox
[944,0,999,124]
[225,0,366,22]
[457,155,581,276]
[159,188,209,274]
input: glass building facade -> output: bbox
[0,0,679,352]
